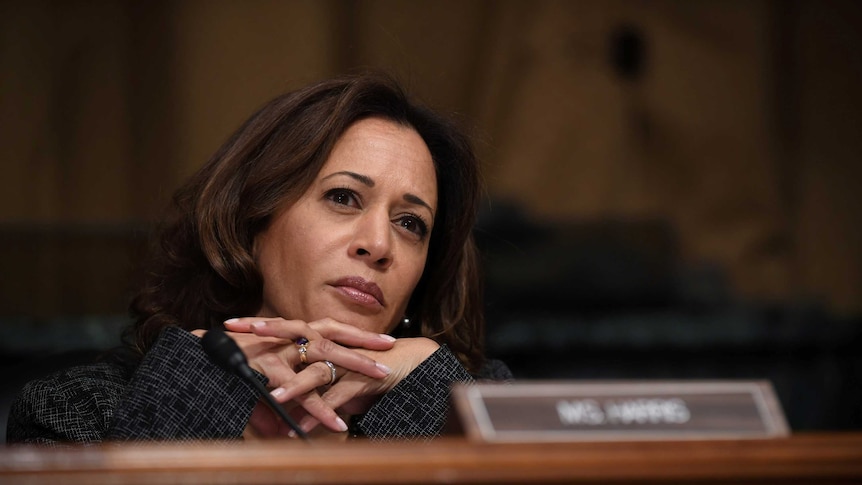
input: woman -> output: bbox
[7,73,512,444]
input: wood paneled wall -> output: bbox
[1,0,859,316]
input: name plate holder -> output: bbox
[451,380,790,442]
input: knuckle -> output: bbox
[303,321,323,339]
[320,387,342,406]
[315,364,330,382]
[260,353,282,367]
[314,338,337,354]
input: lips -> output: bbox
[330,276,386,307]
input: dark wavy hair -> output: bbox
[128,73,485,372]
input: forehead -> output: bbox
[321,117,437,205]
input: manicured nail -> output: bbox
[224,318,239,324]
[379,334,396,342]
[376,362,391,375]
[270,388,286,400]
[298,416,314,431]
[335,417,348,432]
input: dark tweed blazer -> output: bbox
[7,327,512,445]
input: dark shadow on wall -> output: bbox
[476,200,862,432]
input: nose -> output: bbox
[349,210,393,269]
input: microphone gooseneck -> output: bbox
[201,327,309,441]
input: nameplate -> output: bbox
[451,380,789,442]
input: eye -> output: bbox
[324,188,360,208]
[395,214,429,239]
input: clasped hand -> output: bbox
[203,317,439,438]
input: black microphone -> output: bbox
[201,327,309,441]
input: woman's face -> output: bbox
[254,117,438,334]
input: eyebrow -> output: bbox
[322,170,435,216]
[323,170,375,187]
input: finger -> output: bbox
[301,338,391,379]
[249,400,306,438]
[223,317,252,332]
[269,361,338,403]
[295,412,320,435]
[228,331,294,377]
[246,318,324,341]
[294,377,374,434]
[224,317,316,340]
[268,362,346,434]
[224,316,292,333]
[290,391,349,434]
[253,351,300,390]
[257,361,343,435]
[247,320,390,379]
[226,316,395,350]
[319,375,380,415]
[309,318,397,350]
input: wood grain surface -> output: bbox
[2,433,861,484]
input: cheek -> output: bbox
[412,253,429,284]
[267,231,322,286]
[255,231,313,312]
[264,207,327,268]
[398,252,429,302]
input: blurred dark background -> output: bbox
[1,0,861,438]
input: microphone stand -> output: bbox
[202,328,310,441]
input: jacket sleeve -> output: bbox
[6,362,128,445]
[350,345,472,440]
[106,326,263,441]
[7,326,263,445]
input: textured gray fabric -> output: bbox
[6,363,127,445]
[7,327,261,444]
[7,326,511,444]
[352,344,471,440]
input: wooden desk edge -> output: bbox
[2,433,862,484]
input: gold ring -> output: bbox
[296,337,309,365]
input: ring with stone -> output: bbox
[296,337,309,365]
[323,360,337,385]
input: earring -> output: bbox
[401,316,411,328]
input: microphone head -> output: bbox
[201,327,248,374]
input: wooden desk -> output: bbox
[2,433,862,484]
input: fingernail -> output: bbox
[379,334,396,342]
[224,318,239,324]
[335,417,348,432]
[270,388,286,400]
[298,416,313,431]
[376,362,391,374]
